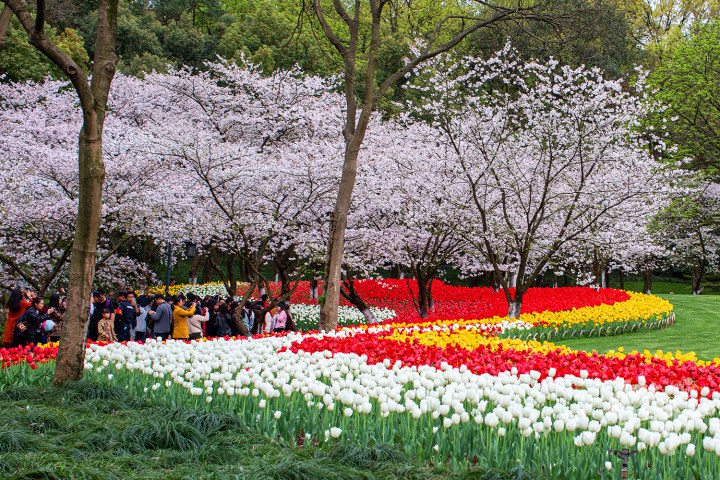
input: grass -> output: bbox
[0,381,538,480]
[561,294,720,361]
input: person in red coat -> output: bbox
[3,288,33,348]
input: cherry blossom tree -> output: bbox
[418,46,669,317]
[349,120,469,318]
[136,61,345,309]
[653,184,720,295]
[0,76,194,294]
[309,0,574,332]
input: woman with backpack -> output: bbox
[215,303,233,337]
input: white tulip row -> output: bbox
[83,332,720,471]
[289,303,397,328]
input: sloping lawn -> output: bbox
[562,295,720,361]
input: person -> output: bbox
[264,306,279,334]
[215,303,233,337]
[241,301,255,333]
[48,293,66,342]
[171,296,195,340]
[3,288,32,348]
[274,303,288,333]
[97,308,117,343]
[88,291,111,342]
[187,303,209,341]
[281,302,296,332]
[133,304,150,343]
[148,294,172,341]
[114,291,137,342]
[13,296,51,347]
[205,299,219,338]
[137,288,152,308]
[251,300,265,335]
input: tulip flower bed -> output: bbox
[146,281,250,298]
[68,329,720,480]
[4,282,706,479]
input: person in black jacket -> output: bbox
[114,291,137,342]
[13,296,51,347]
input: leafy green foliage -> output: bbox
[0,381,539,480]
[647,19,720,175]
[0,19,89,82]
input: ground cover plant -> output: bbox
[0,381,538,480]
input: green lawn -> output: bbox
[561,294,720,361]
[617,280,692,294]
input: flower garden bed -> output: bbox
[3,282,718,479]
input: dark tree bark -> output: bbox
[1,0,121,384]
[340,275,376,324]
[188,254,201,285]
[0,5,12,46]
[225,254,237,298]
[643,265,653,295]
[691,261,706,295]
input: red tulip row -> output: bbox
[0,343,58,371]
[278,280,631,324]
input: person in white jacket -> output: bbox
[264,306,280,334]
[187,305,209,340]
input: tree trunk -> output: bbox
[340,278,376,324]
[619,269,625,290]
[201,251,212,284]
[53,131,106,384]
[188,254,201,285]
[47,0,119,385]
[277,262,291,299]
[225,254,237,298]
[643,266,653,295]
[507,288,525,319]
[389,264,399,279]
[417,278,429,319]
[692,264,705,295]
[319,142,362,332]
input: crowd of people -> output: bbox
[2,286,296,348]
[2,288,66,348]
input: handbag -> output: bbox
[15,319,28,333]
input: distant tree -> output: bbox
[647,19,720,176]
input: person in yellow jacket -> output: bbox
[171,297,196,340]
